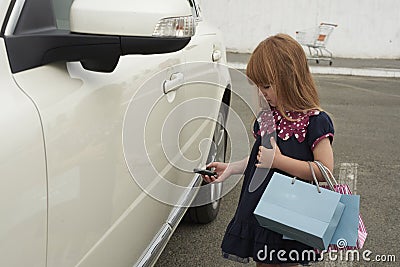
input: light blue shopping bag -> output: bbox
[282,194,360,247]
[330,194,360,247]
[254,172,345,250]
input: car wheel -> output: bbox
[185,90,230,224]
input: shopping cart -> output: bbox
[296,23,338,65]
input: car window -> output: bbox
[11,0,68,35]
[52,0,74,30]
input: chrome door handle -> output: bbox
[163,72,184,94]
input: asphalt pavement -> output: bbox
[155,56,400,267]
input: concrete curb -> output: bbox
[310,66,400,78]
[227,62,400,78]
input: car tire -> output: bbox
[185,89,230,224]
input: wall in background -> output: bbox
[199,0,400,58]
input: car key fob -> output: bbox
[193,168,217,177]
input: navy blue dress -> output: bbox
[221,110,334,265]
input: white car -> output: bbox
[0,0,231,266]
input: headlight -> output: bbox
[153,16,195,38]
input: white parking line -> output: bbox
[338,163,359,194]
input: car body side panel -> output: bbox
[12,53,187,267]
[183,21,227,64]
[0,39,47,267]
[2,0,230,265]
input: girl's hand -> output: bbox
[256,137,282,168]
[202,162,230,183]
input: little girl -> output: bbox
[203,34,335,266]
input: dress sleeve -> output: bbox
[307,112,334,150]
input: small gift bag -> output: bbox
[314,161,367,250]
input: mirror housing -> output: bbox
[70,0,193,37]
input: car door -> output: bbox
[0,12,47,267]
[1,0,203,266]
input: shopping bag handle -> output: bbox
[291,161,321,193]
[314,161,338,190]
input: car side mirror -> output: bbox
[4,0,195,73]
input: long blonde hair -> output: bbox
[247,34,321,118]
